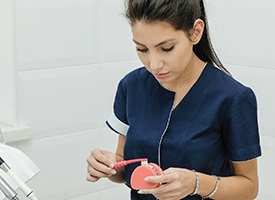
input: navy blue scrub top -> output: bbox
[106,63,261,200]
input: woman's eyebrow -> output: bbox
[154,39,175,47]
[132,39,175,47]
[132,39,146,46]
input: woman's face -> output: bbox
[131,21,197,90]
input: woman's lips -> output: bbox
[155,72,169,79]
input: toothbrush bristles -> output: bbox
[141,160,148,165]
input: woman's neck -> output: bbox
[172,59,206,109]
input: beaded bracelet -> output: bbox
[202,175,220,199]
[190,170,199,196]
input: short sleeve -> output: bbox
[106,79,129,136]
[224,87,261,161]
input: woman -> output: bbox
[86,0,261,199]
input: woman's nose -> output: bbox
[149,54,164,72]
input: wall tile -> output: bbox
[69,186,129,200]
[17,65,101,139]
[98,0,138,63]
[258,135,275,199]
[98,186,130,200]
[0,1,15,125]
[206,0,275,69]
[15,0,99,70]
[69,192,100,200]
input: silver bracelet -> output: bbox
[190,170,199,195]
[202,175,220,199]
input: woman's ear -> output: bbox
[190,19,205,45]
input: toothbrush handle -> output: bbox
[114,158,148,169]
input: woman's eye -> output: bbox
[136,48,148,53]
[162,46,174,52]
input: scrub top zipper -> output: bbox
[157,106,174,167]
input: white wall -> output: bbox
[0,0,274,199]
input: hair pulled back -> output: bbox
[125,0,229,74]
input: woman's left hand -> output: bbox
[138,168,196,200]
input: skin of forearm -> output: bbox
[198,173,258,200]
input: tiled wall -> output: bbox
[0,0,15,126]
[0,0,274,199]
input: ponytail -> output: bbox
[194,0,230,74]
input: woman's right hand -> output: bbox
[86,148,118,182]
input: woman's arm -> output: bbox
[108,134,126,183]
[198,159,259,200]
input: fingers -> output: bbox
[86,167,116,182]
[141,167,180,184]
[86,172,100,182]
[86,149,116,182]
[137,168,194,199]
[143,173,169,184]
[138,183,174,199]
[88,149,115,168]
[136,174,168,195]
[138,181,182,200]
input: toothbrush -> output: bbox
[113,158,148,169]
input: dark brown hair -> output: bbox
[125,0,230,74]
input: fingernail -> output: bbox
[111,170,117,175]
[138,190,144,194]
[109,163,114,168]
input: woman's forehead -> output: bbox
[131,21,186,45]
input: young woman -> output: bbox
[86,0,261,199]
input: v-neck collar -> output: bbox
[172,63,213,113]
